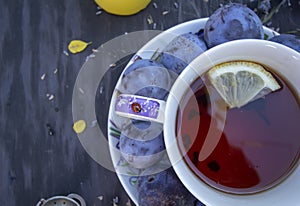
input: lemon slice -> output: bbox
[207,61,281,108]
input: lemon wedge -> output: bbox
[94,0,151,15]
[207,61,281,108]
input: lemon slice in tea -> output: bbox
[207,61,281,108]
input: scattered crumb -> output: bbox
[92,48,99,53]
[91,120,97,127]
[109,63,116,68]
[48,94,55,101]
[97,195,104,201]
[46,93,54,101]
[40,73,46,80]
[147,15,153,24]
[96,6,103,15]
[162,10,169,15]
[96,10,103,15]
[153,22,157,30]
[99,86,104,94]
[79,88,85,94]
[113,196,119,206]
[85,53,96,62]
[132,55,142,62]
[53,68,58,74]
[126,199,132,206]
[63,50,69,56]
[152,2,158,9]
[46,123,55,136]
[173,2,179,9]
[9,170,16,181]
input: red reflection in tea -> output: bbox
[176,72,300,194]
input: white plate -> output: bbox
[107,18,277,205]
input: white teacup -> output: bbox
[115,39,300,205]
[164,39,300,206]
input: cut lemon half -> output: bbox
[94,0,151,15]
[207,61,281,108]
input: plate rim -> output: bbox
[107,17,278,205]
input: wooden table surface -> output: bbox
[0,0,299,205]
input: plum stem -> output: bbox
[262,0,286,24]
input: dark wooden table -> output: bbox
[0,0,299,205]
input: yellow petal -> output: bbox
[68,40,92,54]
[73,120,86,134]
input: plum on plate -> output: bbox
[137,167,201,206]
[135,86,169,101]
[269,34,300,53]
[158,52,188,75]
[122,59,163,76]
[159,32,207,74]
[118,59,172,96]
[204,3,264,48]
[119,120,166,169]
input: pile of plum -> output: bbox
[115,3,300,206]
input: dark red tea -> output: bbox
[176,69,300,194]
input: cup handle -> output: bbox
[114,94,166,123]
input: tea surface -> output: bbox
[176,72,300,194]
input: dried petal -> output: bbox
[68,40,92,54]
[73,120,87,134]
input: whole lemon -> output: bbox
[95,0,151,15]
